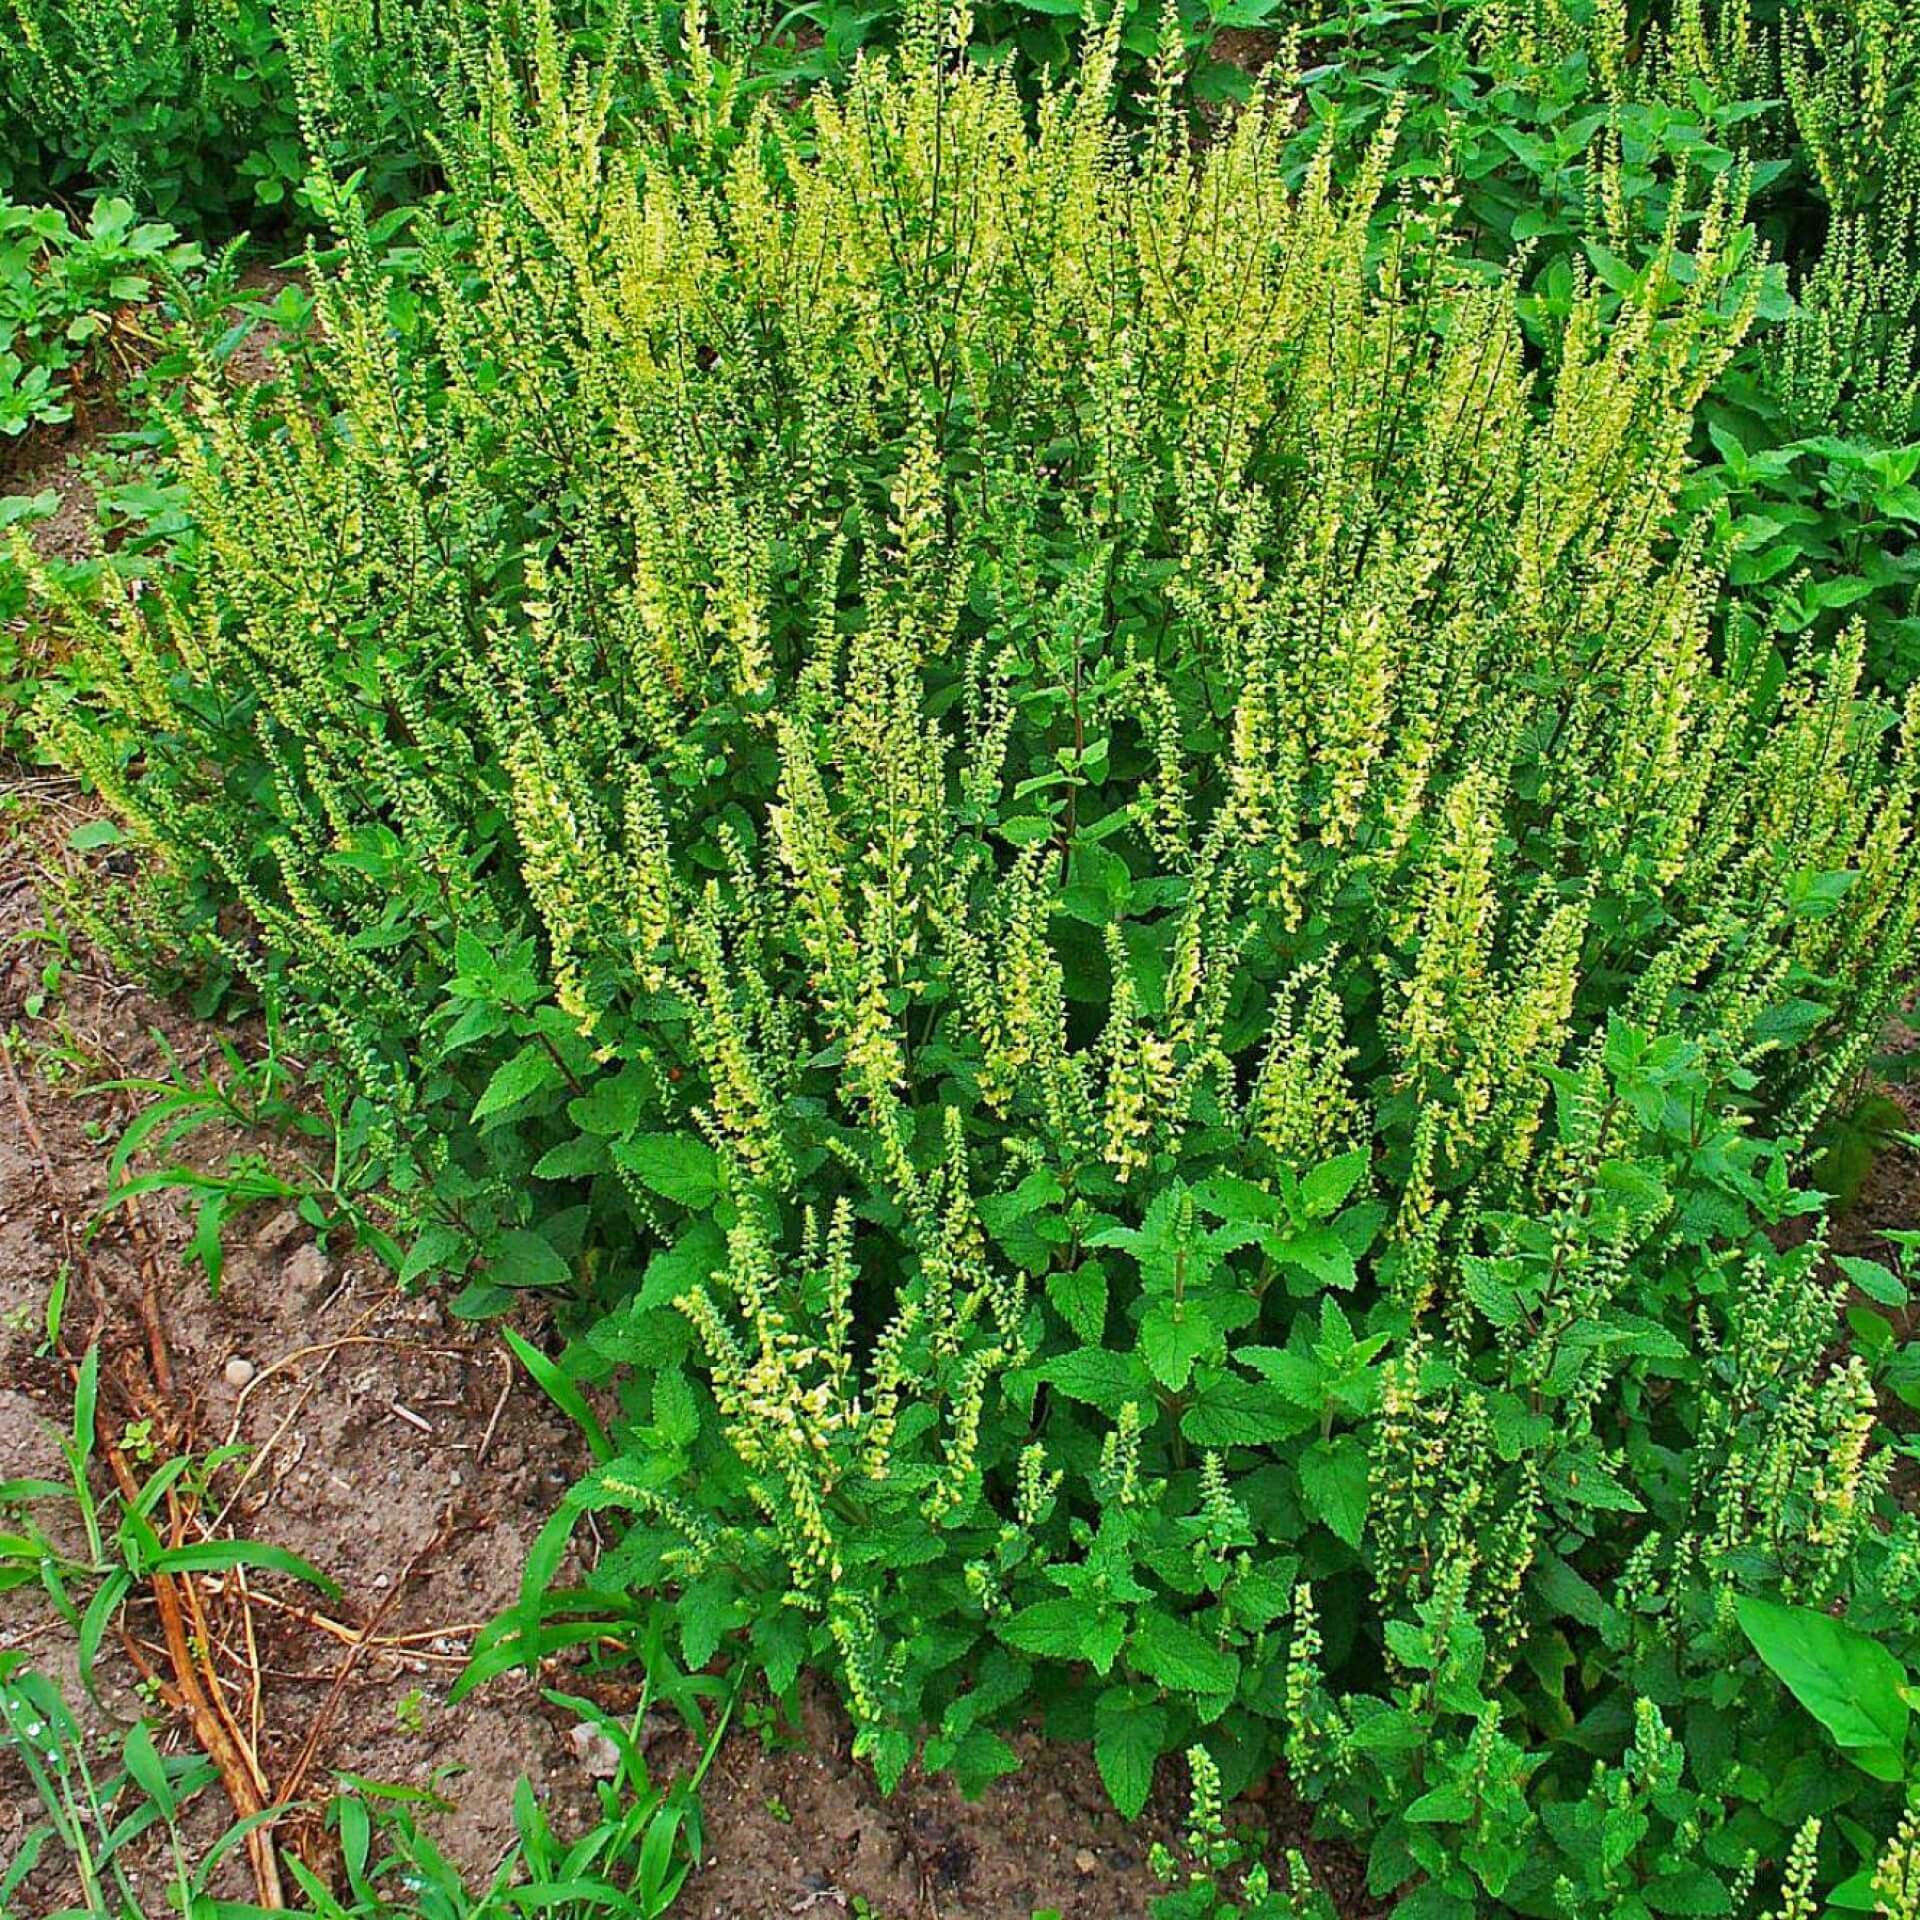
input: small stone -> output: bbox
[223,1356,256,1388]
[284,1243,329,1295]
[570,1721,620,1779]
[1075,1849,1097,1876]
[252,1208,303,1252]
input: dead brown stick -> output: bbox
[124,1193,175,1397]
[98,1430,286,1909]
[273,1505,461,1811]
[193,1575,492,1654]
[5,1034,285,1909]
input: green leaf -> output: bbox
[532,1135,609,1180]
[1299,1148,1369,1218]
[652,1367,699,1448]
[400,1224,466,1287]
[1735,1595,1910,1772]
[1298,1434,1369,1549]
[123,1721,175,1820]
[679,1571,743,1668]
[490,1228,572,1290]
[1836,1255,1906,1307]
[1139,1301,1213,1391]
[1261,1224,1358,1291]
[567,1065,654,1137]
[1404,1781,1475,1823]
[1644,1866,1731,1916]
[472,1041,561,1123]
[1181,1376,1312,1446]
[613,1133,720,1209]
[1237,1346,1324,1406]
[1093,1690,1165,1818]
[1129,1612,1239,1698]
[1040,1348,1152,1412]
[1047,1262,1107,1343]
[637,1219,728,1310]
[504,1327,613,1463]
[147,1538,340,1596]
[1000,1597,1099,1661]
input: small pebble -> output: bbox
[224,1356,256,1388]
[284,1243,330,1295]
[252,1207,303,1252]
[570,1722,621,1779]
[1075,1849,1097,1875]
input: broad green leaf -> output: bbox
[532,1134,610,1180]
[1298,1148,1369,1218]
[490,1227,572,1290]
[1736,1595,1909,1772]
[1040,1348,1152,1412]
[1237,1346,1324,1406]
[1047,1262,1107,1344]
[1000,1597,1098,1661]
[652,1367,699,1448]
[1093,1690,1166,1818]
[1836,1255,1906,1308]
[472,1041,561,1123]
[1139,1300,1212,1391]
[1298,1434,1369,1549]
[637,1219,729,1310]
[567,1065,654,1137]
[613,1133,720,1209]
[1129,1612,1239,1698]
[1181,1376,1313,1446]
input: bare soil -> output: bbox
[0,784,1341,1919]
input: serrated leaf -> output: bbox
[1041,1348,1152,1412]
[531,1134,608,1180]
[1261,1224,1358,1291]
[613,1132,720,1209]
[472,1041,561,1123]
[637,1220,728,1310]
[1139,1300,1213,1391]
[1236,1346,1324,1406]
[489,1228,571,1290]
[1298,1434,1369,1549]
[1644,1866,1731,1916]
[1405,1781,1475,1823]
[1093,1691,1165,1818]
[1836,1255,1906,1307]
[1299,1148,1369,1218]
[999,1597,1090,1659]
[567,1064,654,1137]
[1047,1262,1107,1343]
[1129,1612,1239,1698]
[1181,1376,1312,1445]
[652,1367,699,1448]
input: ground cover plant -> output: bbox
[0,193,200,441]
[0,0,485,224]
[12,0,1920,1909]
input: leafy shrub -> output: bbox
[0,0,550,225]
[0,194,201,440]
[1288,0,1920,689]
[21,8,1920,1912]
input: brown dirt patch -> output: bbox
[0,790,1372,1918]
